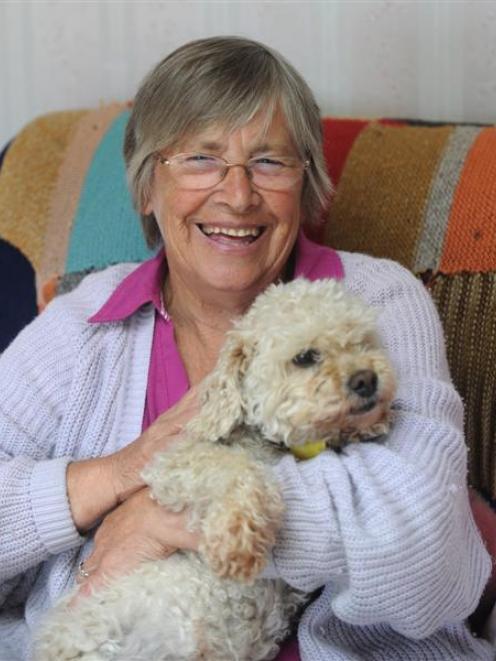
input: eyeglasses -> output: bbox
[157,152,310,191]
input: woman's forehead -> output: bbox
[176,109,297,153]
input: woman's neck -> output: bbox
[163,273,260,385]
[164,272,265,337]
[166,287,241,337]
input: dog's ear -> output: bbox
[185,330,253,443]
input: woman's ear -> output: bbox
[186,331,253,443]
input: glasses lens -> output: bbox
[250,157,304,191]
[169,154,224,189]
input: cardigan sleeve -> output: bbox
[0,262,142,593]
[265,254,491,640]
[0,304,85,588]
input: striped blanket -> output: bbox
[0,107,495,497]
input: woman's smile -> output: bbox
[198,223,264,240]
[196,222,266,249]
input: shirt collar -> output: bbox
[89,229,344,324]
[294,229,344,280]
[89,250,166,323]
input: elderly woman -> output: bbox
[0,36,493,661]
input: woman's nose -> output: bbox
[215,164,259,211]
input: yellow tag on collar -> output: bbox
[290,440,326,460]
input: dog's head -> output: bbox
[188,278,396,451]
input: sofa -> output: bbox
[0,104,495,632]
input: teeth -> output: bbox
[202,225,262,238]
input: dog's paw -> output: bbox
[200,483,284,582]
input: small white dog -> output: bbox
[35,278,396,661]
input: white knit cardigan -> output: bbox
[0,251,493,660]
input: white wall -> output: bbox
[1,0,495,148]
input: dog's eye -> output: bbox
[291,349,321,367]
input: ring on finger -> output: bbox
[78,560,91,580]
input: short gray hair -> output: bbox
[124,36,332,248]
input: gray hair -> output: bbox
[124,36,332,248]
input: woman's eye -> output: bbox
[185,154,216,163]
[250,156,286,175]
[252,156,284,168]
[180,154,220,172]
[256,157,283,165]
[291,349,321,367]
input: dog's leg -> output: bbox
[143,438,284,582]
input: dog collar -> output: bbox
[290,440,326,460]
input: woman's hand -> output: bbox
[109,386,200,504]
[67,387,200,532]
[75,487,200,599]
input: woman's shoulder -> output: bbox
[1,263,142,361]
[337,250,444,351]
[337,250,425,301]
[48,262,141,321]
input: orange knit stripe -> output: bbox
[441,127,496,273]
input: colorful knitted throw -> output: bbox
[0,108,495,497]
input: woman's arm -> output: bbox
[0,264,198,587]
[66,387,198,532]
[0,332,197,588]
[0,306,84,585]
[264,254,491,638]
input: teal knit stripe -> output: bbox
[65,110,154,274]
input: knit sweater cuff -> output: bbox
[30,457,85,554]
[262,455,343,591]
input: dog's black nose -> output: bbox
[347,370,378,398]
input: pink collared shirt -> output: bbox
[90,229,343,431]
[89,229,344,660]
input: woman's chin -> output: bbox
[197,271,269,299]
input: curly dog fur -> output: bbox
[34,278,396,661]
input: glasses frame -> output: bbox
[156,152,310,191]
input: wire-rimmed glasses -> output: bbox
[157,152,310,191]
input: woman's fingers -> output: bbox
[70,548,173,608]
[70,487,200,605]
[154,386,200,434]
[73,542,176,602]
[67,387,202,532]
[108,386,201,503]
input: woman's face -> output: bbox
[144,109,304,302]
